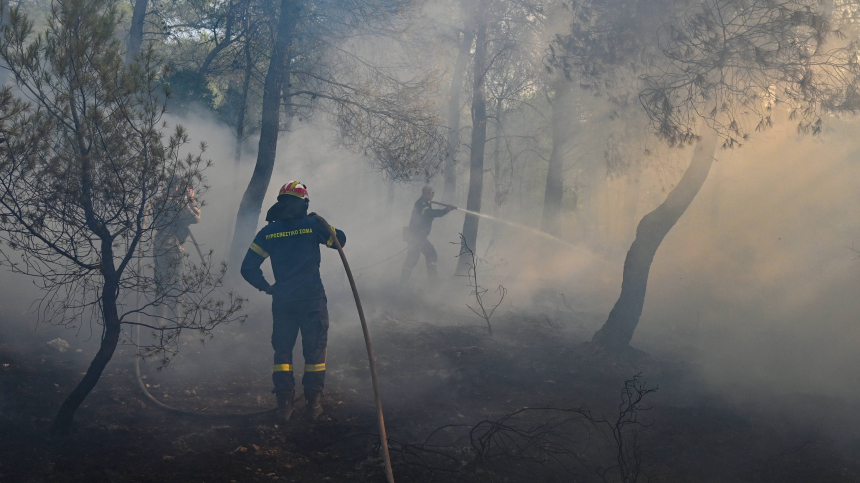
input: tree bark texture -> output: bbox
[234,12,254,167]
[443,29,471,198]
[592,129,718,349]
[0,1,8,86]
[491,99,502,215]
[51,246,121,435]
[541,79,572,234]
[126,0,149,63]
[455,9,487,276]
[229,0,299,265]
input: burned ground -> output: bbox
[2,295,860,483]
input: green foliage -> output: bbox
[215,80,259,136]
[164,68,217,113]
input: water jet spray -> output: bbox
[431,201,597,257]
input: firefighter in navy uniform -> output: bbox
[400,185,455,283]
[240,181,346,422]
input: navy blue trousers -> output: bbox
[271,296,328,394]
[401,236,438,281]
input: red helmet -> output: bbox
[278,180,309,200]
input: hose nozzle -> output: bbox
[430,201,458,211]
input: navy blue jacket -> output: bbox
[241,215,346,300]
[408,198,448,239]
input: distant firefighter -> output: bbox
[240,181,346,423]
[400,185,455,283]
[153,182,201,310]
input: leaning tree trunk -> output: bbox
[592,129,718,350]
[455,10,487,276]
[229,0,299,265]
[51,248,122,435]
[443,29,471,198]
[541,79,572,234]
[126,0,148,63]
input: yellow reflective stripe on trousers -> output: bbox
[325,226,337,247]
[273,364,292,372]
[250,242,269,258]
[304,363,326,372]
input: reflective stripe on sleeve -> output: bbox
[273,364,292,372]
[250,242,269,258]
[325,226,337,247]
[421,206,430,215]
[304,363,326,372]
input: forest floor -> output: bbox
[2,288,860,482]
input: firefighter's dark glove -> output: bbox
[265,285,275,295]
[445,205,457,213]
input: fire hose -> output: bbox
[187,229,205,263]
[430,200,458,211]
[134,229,276,418]
[313,213,394,483]
[134,327,278,418]
[134,221,395,482]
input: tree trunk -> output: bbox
[234,13,253,168]
[491,99,502,216]
[0,1,8,87]
[443,29,471,198]
[592,129,718,350]
[386,182,395,211]
[51,251,121,435]
[228,0,299,265]
[541,79,572,234]
[126,0,149,63]
[455,8,487,276]
[280,62,295,134]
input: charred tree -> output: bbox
[443,27,472,198]
[491,98,503,214]
[234,0,256,166]
[54,251,123,432]
[0,0,244,435]
[226,0,445,264]
[550,0,857,349]
[0,1,7,87]
[592,130,717,349]
[229,0,299,264]
[541,78,572,234]
[126,0,148,63]
[456,4,488,276]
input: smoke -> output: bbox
[2,77,858,437]
[2,2,860,455]
[629,118,860,404]
[130,109,465,403]
[157,101,860,417]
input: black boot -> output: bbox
[275,390,295,423]
[304,391,323,420]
